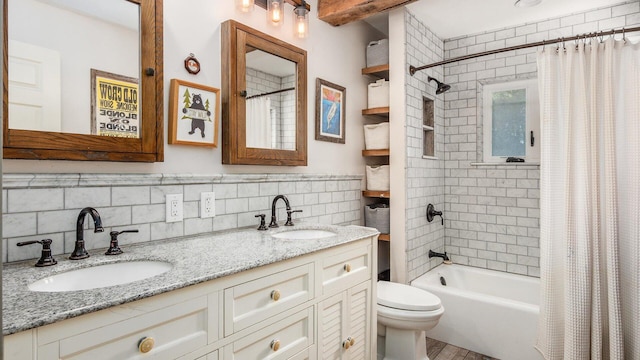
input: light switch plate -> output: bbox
[201,192,215,218]
[166,194,183,222]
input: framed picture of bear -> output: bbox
[169,79,220,147]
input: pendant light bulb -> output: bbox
[293,3,309,38]
[268,0,284,27]
[236,0,255,12]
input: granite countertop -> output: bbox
[3,223,378,336]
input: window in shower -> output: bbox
[482,78,539,163]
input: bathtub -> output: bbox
[411,264,542,360]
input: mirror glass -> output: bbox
[245,48,296,150]
[7,0,140,136]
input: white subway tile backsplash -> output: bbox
[3,174,362,263]
[151,222,183,241]
[184,217,214,236]
[9,188,64,213]
[184,184,213,201]
[112,186,150,206]
[66,187,111,208]
[37,210,77,235]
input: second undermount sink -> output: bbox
[271,229,337,240]
[28,261,173,292]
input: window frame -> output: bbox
[482,78,539,163]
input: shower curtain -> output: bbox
[535,38,640,360]
[246,97,272,148]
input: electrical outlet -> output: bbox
[201,192,215,218]
[166,194,183,222]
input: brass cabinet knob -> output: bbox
[342,339,351,350]
[270,339,281,351]
[271,289,281,301]
[350,337,355,346]
[344,263,352,272]
[138,336,155,353]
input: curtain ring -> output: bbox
[622,27,626,43]
[542,40,545,52]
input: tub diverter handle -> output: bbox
[426,204,444,225]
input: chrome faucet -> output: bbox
[269,195,291,228]
[70,207,104,260]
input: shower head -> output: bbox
[428,76,451,95]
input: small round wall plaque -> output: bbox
[184,53,200,74]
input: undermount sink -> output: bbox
[28,261,173,292]
[271,229,336,240]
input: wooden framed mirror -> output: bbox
[221,20,307,166]
[2,0,164,162]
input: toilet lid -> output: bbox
[377,281,441,311]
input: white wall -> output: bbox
[4,0,384,175]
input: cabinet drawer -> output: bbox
[38,296,209,360]
[225,263,314,335]
[224,307,314,360]
[322,244,371,295]
[289,346,316,360]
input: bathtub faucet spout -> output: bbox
[429,250,451,264]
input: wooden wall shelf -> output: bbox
[362,107,390,116]
[362,64,389,79]
[362,190,390,198]
[378,234,390,241]
[362,149,389,157]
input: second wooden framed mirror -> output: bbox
[221,20,307,166]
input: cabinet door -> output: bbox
[4,330,34,360]
[344,281,372,360]
[317,281,372,360]
[318,292,346,359]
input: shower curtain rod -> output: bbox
[245,87,295,100]
[409,25,640,75]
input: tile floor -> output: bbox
[427,337,498,360]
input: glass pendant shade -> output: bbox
[293,5,309,38]
[268,0,284,27]
[236,0,255,12]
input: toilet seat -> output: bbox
[377,303,445,321]
[377,281,441,311]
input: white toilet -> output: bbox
[377,281,444,360]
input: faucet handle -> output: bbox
[105,229,138,255]
[17,239,57,267]
[285,210,303,226]
[255,214,268,231]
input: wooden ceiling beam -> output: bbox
[318,0,417,26]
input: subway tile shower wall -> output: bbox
[404,10,446,281]
[2,174,362,263]
[440,0,639,277]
